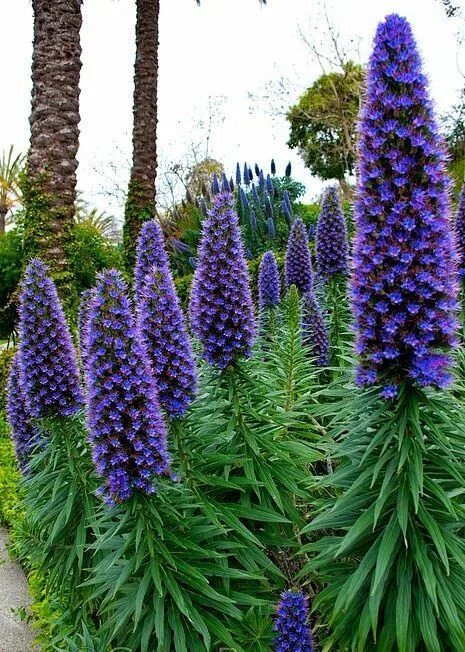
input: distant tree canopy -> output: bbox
[287,62,364,183]
[442,87,465,192]
[440,0,461,18]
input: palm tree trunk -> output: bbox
[123,0,159,272]
[24,0,82,305]
[0,204,7,236]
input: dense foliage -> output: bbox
[4,11,465,652]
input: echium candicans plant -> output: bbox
[136,221,197,418]
[285,218,313,294]
[456,181,465,277]
[301,291,329,367]
[86,269,253,651]
[78,288,94,374]
[14,260,98,615]
[274,590,314,652]
[19,259,83,418]
[352,17,457,396]
[6,353,39,472]
[259,251,280,311]
[190,192,256,369]
[315,185,350,364]
[302,15,465,652]
[86,270,170,503]
[134,220,170,301]
[258,251,280,339]
[316,185,349,278]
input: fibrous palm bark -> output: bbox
[24,0,82,304]
[123,0,159,272]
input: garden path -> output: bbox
[0,528,37,651]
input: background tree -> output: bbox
[123,0,159,272]
[287,61,364,196]
[23,0,82,304]
[0,147,25,236]
[123,0,267,272]
[442,88,465,192]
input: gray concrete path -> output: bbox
[0,528,37,652]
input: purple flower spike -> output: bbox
[137,231,197,418]
[19,259,83,418]
[134,220,170,302]
[259,251,280,310]
[316,185,349,277]
[189,192,256,369]
[6,353,39,472]
[243,163,251,186]
[212,174,220,195]
[78,288,94,373]
[221,173,230,193]
[275,590,314,652]
[302,291,329,367]
[285,218,313,294]
[86,270,170,503]
[455,181,465,277]
[236,162,242,186]
[352,14,458,394]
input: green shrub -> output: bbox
[69,222,125,294]
[0,412,20,527]
[174,273,193,311]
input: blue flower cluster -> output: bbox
[455,181,465,277]
[352,14,458,395]
[136,221,197,418]
[258,251,281,310]
[274,590,314,652]
[78,288,94,373]
[189,192,256,369]
[19,259,83,418]
[316,185,349,277]
[285,218,313,294]
[85,270,170,503]
[134,220,170,302]
[6,353,39,472]
[302,292,329,367]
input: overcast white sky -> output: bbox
[1,0,464,220]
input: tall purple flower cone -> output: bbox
[134,220,170,301]
[259,251,281,310]
[285,218,313,294]
[275,590,314,652]
[455,181,465,277]
[302,292,330,367]
[86,270,170,503]
[78,288,94,373]
[352,14,458,396]
[6,353,39,472]
[137,239,197,418]
[189,192,256,369]
[19,259,83,418]
[316,185,349,277]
